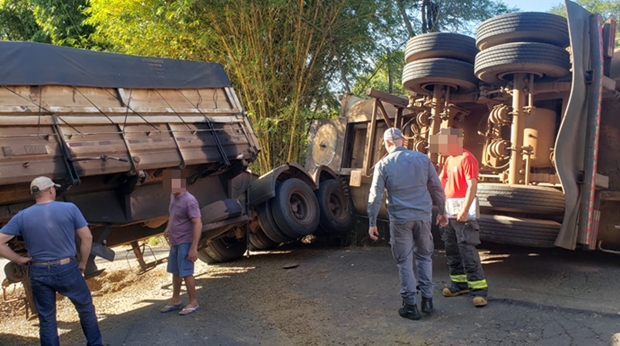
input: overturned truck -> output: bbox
[0,41,354,296]
[306,1,620,253]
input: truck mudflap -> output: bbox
[554,1,606,250]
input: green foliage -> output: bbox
[550,0,620,45]
[352,50,407,97]
[0,0,99,48]
[0,0,519,175]
[30,0,96,48]
[550,0,620,21]
[0,0,48,42]
[351,0,516,101]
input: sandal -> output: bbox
[160,304,183,313]
[179,306,200,316]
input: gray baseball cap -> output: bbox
[383,127,403,141]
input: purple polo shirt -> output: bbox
[168,192,201,246]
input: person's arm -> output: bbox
[457,179,478,222]
[457,156,479,222]
[0,233,31,264]
[438,159,448,188]
[187,197,203,262]
[188,217,202,262]
[163,223,170,238]
[76,226,92,274]
[0,214,31,264]
[367,163,385,241]
[427,160,448,227]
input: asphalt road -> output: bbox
[2,240,620,346]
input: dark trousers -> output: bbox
[29,261,103,346]
[441,219,488,296]
[389,220,434,305]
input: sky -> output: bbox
[501,0,565,12]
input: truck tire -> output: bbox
[405,32,478,64]
[257,201,293,243]
[474,42,570,86]
[478,215,561,248]
[477,183,565,216]
[271,178,320,238]
[476,12,569,50]
[315,179,354,234]
[402,58,478,95]
[198,234,247,264]
[249,226,279,250]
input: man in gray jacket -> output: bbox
[368,128,447,320]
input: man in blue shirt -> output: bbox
[0,176,105,346]
[368,128,448,320]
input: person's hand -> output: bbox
[15,256,31,265]
[188,247,198,262]
[368,226,379,241]
[436,214,449,228]
[163,229,169,238]
[78,262,86,274]
[457,209,469,222]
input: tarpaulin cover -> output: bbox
[0,41,232,89]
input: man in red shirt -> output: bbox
[433,128,488,307]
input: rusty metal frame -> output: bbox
[361,89,415,176]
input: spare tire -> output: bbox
[271,178,320,238]
[477,183,565,216]
[474,42,570,86]
[405,32,478,64]
[476,12,569,50]
[402,58,478,95]
[478,215,560,248]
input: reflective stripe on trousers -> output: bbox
[441,219,488,296]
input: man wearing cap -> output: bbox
[0,176,105,346]
[368,127,448,320]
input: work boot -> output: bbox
[442,283,469,297]
[398,301,421,320]
[421,297,433,313]
[473,296,488,307]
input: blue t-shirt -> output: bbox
[0,201,88,261]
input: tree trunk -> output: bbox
[396,0,416,38]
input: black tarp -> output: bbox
[0,41,231,89]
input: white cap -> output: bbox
[30,176,60,194]
[383,127,403,141]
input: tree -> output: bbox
[0,0,99,48]
[351,0,516,98]
[87,0,399,173]
[397,0,517,37]
[550,0,620,21]
[0,0,48,42]
[30,0,97,48]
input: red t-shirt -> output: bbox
[440,149,479,199]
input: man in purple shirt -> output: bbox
[160,169,203,316]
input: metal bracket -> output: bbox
[52,115,81,186]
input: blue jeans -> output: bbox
[29,260,103,346]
